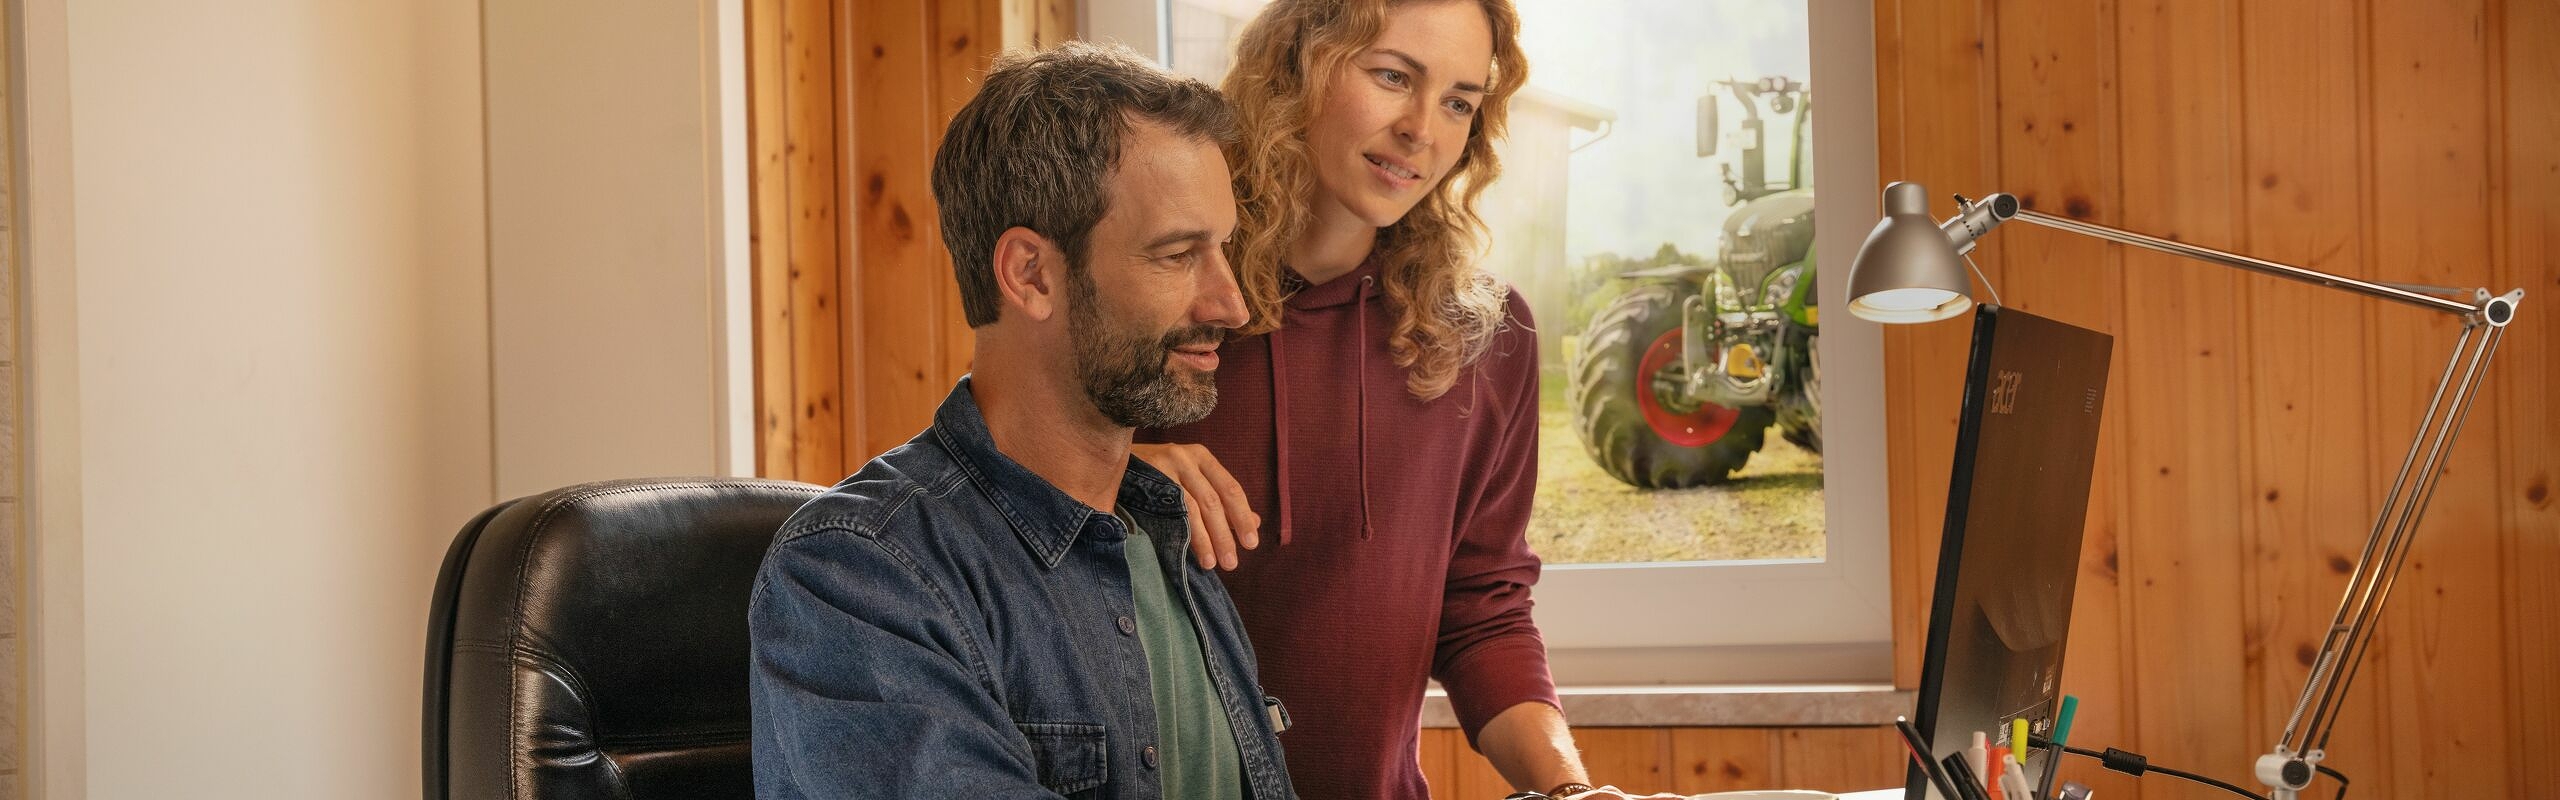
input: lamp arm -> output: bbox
[2008,207,2492,317]
[2301,322,2507,754]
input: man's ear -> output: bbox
[990,227,1065,324]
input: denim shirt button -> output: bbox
[1142,745,1160,769]
[1116,615,1136,635]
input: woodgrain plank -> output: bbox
[1986,1,2141,796]
[929,0,996,388]
[849,0,948,461]
[1774,727,1902,794]
[785,0,845,483]
[1035,0,1075,47]
[1876,0,2003,694]
[1575,728,1673,794]
[1668,728,1777,794]
[1001,0,1078,52]
[2366,0,2512,796]
[2497,0,2560,794]
[2237,0,2394,792]
[1419,727,1460,798]
[748,0,798,480]
[2113,0,2255,788]
[1448,732,1513,798]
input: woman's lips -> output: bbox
[1364,153,1421,190]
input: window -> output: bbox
[1088,0,1888,682]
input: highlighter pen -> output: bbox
[2013,718,2031,759]
[2039,695,2081,800]
[2052,696,2081,746]
[1986,746,2008,789]
[1894,716,1964,800]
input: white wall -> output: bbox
[484,0,754,498]
[17,0,750,796]
[26,1,491,797]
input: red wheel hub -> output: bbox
[1634,328,1740,447]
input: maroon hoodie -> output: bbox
[1140,257,1558,798]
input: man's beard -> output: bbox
[1069,269,1226,429]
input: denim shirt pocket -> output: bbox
[1013,721,1109,795]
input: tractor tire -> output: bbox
[1569,283,1775,489]
[1781,417,1823,454]
[1780,334,1823,454]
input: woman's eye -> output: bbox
[1373,68,1408,87]
[1445,97,1477,116]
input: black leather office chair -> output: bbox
[423,477,824,800]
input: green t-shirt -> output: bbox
[1116,508,1247,800]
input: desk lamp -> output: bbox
[1846,181,2524,800]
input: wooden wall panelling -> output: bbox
[748,0,796,478]
[849,1,949,461]
[1419,727,1460,796]
[2238,0,2392,790]
[749,0,852,485]
[1574,729,1674,793]
[929,1,1001,387]
[765,0,1064,473]
[2367,0,2514,796]
[1984,1,2140,796]
[797,0,851,483]
[2498,0,2560,794]
[1003,0,1079,57]
[1423,726,1900,798]
[1773,727,1903,794]
[1447,730,1514,797]
[2113,0,2253,788]
[1667,728,1776,794]
[1876,0,2003,695]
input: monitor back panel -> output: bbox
[1910,305,2114,798]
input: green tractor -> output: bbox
[1568,76,1820,489]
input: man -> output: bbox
[748,42,1293,800]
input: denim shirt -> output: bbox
[749,378,1296,800]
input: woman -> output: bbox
[1134,0,1607,796]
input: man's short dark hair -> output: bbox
[933,41,1238,327]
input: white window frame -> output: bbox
[1088,0,1893,684]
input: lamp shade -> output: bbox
[1848,181,1975,323]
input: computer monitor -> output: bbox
[1907,305,2113,799]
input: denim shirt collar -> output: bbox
[929,377,1192,569]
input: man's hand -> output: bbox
[1130,443,1265,570]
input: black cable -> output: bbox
[2040,739,2352,800]
[2038,740,2271,800]
[2147,761,2273,800]
[2315,763,2350,800]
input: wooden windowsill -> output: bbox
[1420,684,1913,728]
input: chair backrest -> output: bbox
[423,477,824,800]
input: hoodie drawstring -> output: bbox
[1355,274,1375,541]
[1268,326,1294,546]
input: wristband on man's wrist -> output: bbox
[1499,781,1599,799]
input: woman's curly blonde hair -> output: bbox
[1221,0,1529,400]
